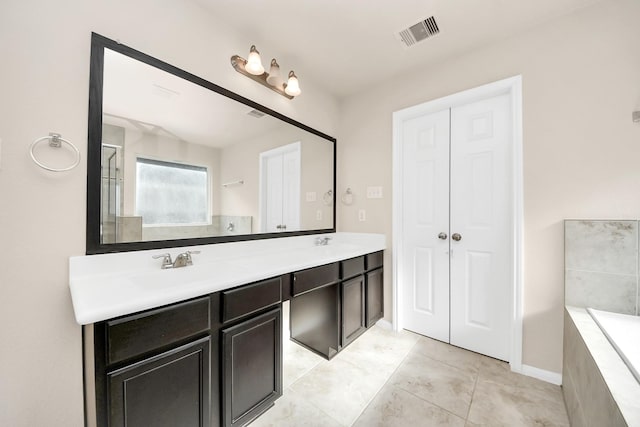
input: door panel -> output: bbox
[400,109,450,342]
[260,143,301,232]
[282,149,300,231]
[449,93,511,361]
[413,247,435,314]
[264,154,284,232]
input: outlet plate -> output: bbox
[358,209,366,221]
[316,210,322,220]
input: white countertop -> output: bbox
[69,232,386,325]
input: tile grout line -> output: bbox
[465,368,480,422]
[365,336,472,423]
[565,267,637,277]
[347,336,422,426]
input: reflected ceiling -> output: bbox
[104,49,283,147]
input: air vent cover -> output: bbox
[396,16,440,48]
[247,109,266,118]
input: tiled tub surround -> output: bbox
[563,307,640,427]
[69,232,385,324]
[564,220,639,315]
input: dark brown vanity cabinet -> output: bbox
[340,256,366,347]
[341,275,366,346]
[107,336,210,427]
[290,263,341,359]
[92,277,283,427]
[97,297,213,427]
[365,251,384,327]
[89,252,382,426]
[290,252,384,359]
[365,268,384,327]
[221,308,282,427]
[220,278,283,427]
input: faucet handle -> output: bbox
[152,253,173,269]
[183,250,200,265]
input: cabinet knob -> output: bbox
[452,233,462,241]
[438,232,447,240]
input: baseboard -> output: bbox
[519,364,562,385]
[375,319,393,330]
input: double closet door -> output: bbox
[400,93,512,361]
[260,142,301,233]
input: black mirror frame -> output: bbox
[86,33,336,255]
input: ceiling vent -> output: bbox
[247,109,266,118]
[396,16,440,48]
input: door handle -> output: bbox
[452,233,462,241]
[438,232,448,240]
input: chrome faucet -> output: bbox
[152,250,200,269]
[315,236,332,246]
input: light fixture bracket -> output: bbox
[230,55,294,99]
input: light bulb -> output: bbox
[245,45,264,75]
[266,59,283,88]
[284,70,301,97]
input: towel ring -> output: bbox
[341,188,354,205]
[30,133,80,172]
[323,190,333,206]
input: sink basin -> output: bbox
[128,262,242,291]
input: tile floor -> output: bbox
[251,324,570,426]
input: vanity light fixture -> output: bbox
[231,45,301,99]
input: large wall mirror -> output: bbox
[87,33,336,254]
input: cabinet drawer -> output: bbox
[222,277,282,324]
[292,262,339,296]
[366,251,384,270]
[341,256,365,279]
[106,297,210,365]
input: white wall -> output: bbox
[220,126,333,232]
[337,0,640,374]
[0,0,338,425]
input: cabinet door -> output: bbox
[341,275,366,347]
[107,336,210,427]
[221,307,282,427]
[366,268,384,327]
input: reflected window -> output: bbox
[135,158,209,226]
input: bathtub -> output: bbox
[588,308,640,385]
[563,306,640,426]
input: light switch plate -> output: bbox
[366,186,383,199]
[306,191,317,202]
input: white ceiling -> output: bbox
[195,0,605,98]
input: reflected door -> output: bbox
[260,142,301,232]
[399,93,511,361]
